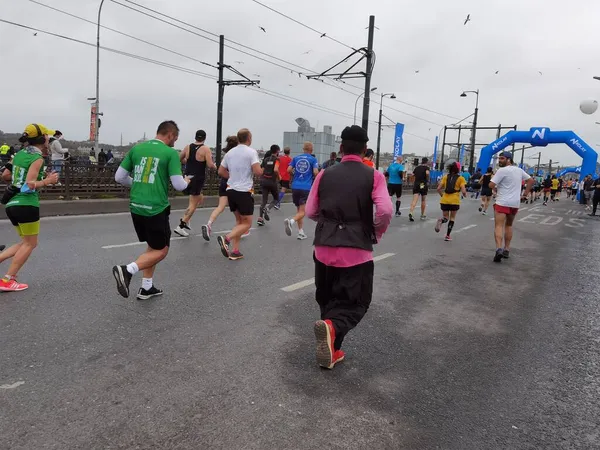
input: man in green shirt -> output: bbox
[112,120,190,300]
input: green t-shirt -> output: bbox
[6,148,44,208]
[120,139,182,216]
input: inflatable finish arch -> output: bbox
[557,166,581,178]
[477,128,598,182]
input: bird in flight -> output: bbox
[302,50,312,55]
[415,70,420,74]
[253,74,261,77]
[538,71,543,75]
[234,61,244,65]
[259,26,266,33]
[33,32,37,36]
[464,14,471,25]
[495,70,499,74]
[320,33,326,38]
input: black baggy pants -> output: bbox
[593,195,600,215]
[260,179,279,218]
[314,253,374,350]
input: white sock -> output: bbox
[207,220,213,226]
[126,263,139,275]
[289,218,296,226]
[299,228,304,234]
[142,278,153,290]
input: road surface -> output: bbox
[1,197,598,449]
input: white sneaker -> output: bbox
[242,230,251,238]
[284,219,293,236]
[297,231,307,240]
[174,226,189,237]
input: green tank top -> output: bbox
[6,147,44,208]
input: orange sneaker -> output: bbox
[0,278,28,292]
[314,319,338,369]
[332,350,345,366]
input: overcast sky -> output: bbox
[2,0,600,166]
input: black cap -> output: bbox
[195,129,207,141]
[341,125,369,143]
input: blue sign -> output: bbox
[432,136,438,168]
[459,145,465,164]
[393,123,405,157]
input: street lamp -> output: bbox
[593,76,600,81]
[354,87,377,125]
[375,93,396,170]
[460,89,479,174]
[93,0,107,158]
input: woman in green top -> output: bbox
[0,123,58,292]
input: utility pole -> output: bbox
[536,152,541,175]
[375,93,395,169]
[439,126,447,169]
[468,101,479,174]
[362,15,375,133]
[520,145,525,168]
[549,159,553,175]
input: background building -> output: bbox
[283,118,336,163]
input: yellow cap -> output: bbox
[23,123,55,139]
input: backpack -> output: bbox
[262,155,277,178]
[445,174,460,194]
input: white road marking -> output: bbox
[0,381,25,389]
[453,224,477,234]
[281,252,396,292]
[102,228,256,249]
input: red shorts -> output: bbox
[494,204,519,215]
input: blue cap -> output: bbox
[499,151,512,159]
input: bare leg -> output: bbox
[227,212,252,252]
[504,214,516,250]
[294,204,306,230]
[421,197,427,216]
[0,243,22,264]
[409,194,420,214]
[135,245,169,273]
[494,211,507,249]
[208,196,228,224]
[181,194,203,225]
[6,235,38,278]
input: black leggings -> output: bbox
[259,179,279,218]
[593,196,600,215]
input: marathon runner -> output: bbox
[216,128,262,261]
[362,148,375,167]
[470,167,482,199]
[305,125,392,369]
[386,156,405,217]
[174,130,216,237]
[589,175,600,216]
[0,123,59,292]
[435,162,467,241]
[408,157,430,222]
[570,178,579,201]
[479,167,494,215]
[201,135,238,241]
[284,141,318,240]
[550,175,559,202]
[489,151,533,263]
[257,145,280,226]
[112,120,190,299]
[542,175,552,206]
[276,147,292,209]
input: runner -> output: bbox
[174,130,216,237]
[489,151,533,263]
[550,175,559,202]
[556,176,564,200]
[542,175,552,206]
[566,179,573,199]
[434,162,467,241]
[0,123,59,291]
[588,175,600,216]
[257,145,280,226]
[408,157,430,222]
[362,148,375,168]
[201,135,238,241]
[321,152,339,170]
[284,141,319,240]
[470,167,482,199]
[386,156,405,217]
[216,128,262,261]
[478,167,494,215]
[276,147,292,209]
[305,125,392,369]
[571,178,579,201]
[112,120,190,299]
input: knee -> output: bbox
[158,246,169,259]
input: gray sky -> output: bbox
[2,0,600,167]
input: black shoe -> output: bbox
[502,250,510,259]
[0,245,5,252]
[217,235,229,258]
[112,265,132,298]
[136,286,163,300]
[257,217,265,226]
[409,213,415,222]
[181,220,192,231]
[228,250,244,261]
[493,249,503,263]
[263,208,270,221]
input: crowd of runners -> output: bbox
[1,121,598,369]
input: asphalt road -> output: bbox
[1,195,599,449]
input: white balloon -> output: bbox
[580,99,598,115]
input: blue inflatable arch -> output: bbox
[477,127,598,183]
[557,166,581,178]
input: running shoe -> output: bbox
[137,286,163,300]
[502,250,510,259]
[478,206,483,212]
[482,211,487,215]
[273,202,281,210]
[493,249,504,263]
[228,250,244,261]
[444,235,452,241]
[314,319,336,369]
[181,221,192,232]
[201,224,211,241]
[297,231,308,240]
[435,217,443,233]
[0,245,5,252]
[420,215,427,221]
[284,218,293,236]
[173,226,189,237]
[263,208,270,221]
[395,212,402,217]
[332,350,345,366]
[217,235,229,258]
[242,230,251,238]
[0,278,28,292]
[257,217,265,226]
[112,265,132,298]
[408,213,415,222]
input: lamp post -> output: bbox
[375,93,396,170]
[93,0,106,158]
[460,89,479,174]
[354,87,377,125]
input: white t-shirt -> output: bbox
[491,165,530,208]
[221,144,260,192]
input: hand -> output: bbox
[184,176,192,184]
[45,171,59,185]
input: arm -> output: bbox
[202,146,217,170]
[2,169,11,182]
[26,159,57,189]
[489,171,502,190]
[51,140,68,155]
[251,162,263,176]
[168,149,188,191]
[460,177,468,197]
[115,166,133,187]
[306,170,325,221]
[372,171,393,240]
[426,169,431,183]
[274,160,280,179]
[179,145,189,164]
[312,157,319,176]
[522,173,534,197]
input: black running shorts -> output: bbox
[227,189,254,216]
[184,176,205,196]
[292,189,310,207]
[131,206,171,250]
[440,203,460,212]
[280,180,290,190]
[413,183,428,196]
[387,183,402,197]
[481,188,493,197]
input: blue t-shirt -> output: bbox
[387,163,404,184]
[462,171,471,182]
[291,154,319,191]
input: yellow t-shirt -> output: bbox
[440,175,466,205]
[551,179,559,190]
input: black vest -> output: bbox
[313,161,376,251]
